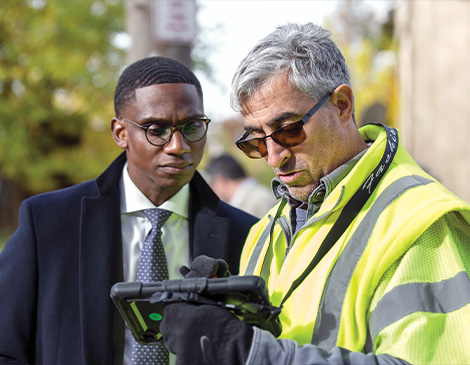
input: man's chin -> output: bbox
[286,185,314,203]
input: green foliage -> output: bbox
[0,0,125,194]
[0,228,12,252]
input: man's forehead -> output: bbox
[133,83,203,109]
[122,83,204,121]
[240,89,284,124]
[240,85,312,132]
[240,75,286,111]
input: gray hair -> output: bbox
[230,23,352,112]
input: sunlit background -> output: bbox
[1,0,469,248]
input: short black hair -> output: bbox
[113,56,203,118]
[206,154,247,180]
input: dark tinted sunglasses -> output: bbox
[236,92,332,159]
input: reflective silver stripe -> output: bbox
[370,271,470,341]
[245,215,274,275]
[312,175,433,349]
[245,199,288,275]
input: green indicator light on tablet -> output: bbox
[149,313,163,321]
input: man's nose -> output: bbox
[164,129,190,154]
[265,138,290,168]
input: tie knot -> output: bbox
[143,208,172,230]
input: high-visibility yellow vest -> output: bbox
[240,124,470,364]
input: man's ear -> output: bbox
[330,84,354,124]
[111,117,128,149]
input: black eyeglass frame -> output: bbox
[235,92,332,159]
[121,117,211,146]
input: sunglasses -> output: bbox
[235,92,332,159]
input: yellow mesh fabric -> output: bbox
[369,212,470,363]
[451,211,470,273]
[370,212,470,313]
[375,308,470,364]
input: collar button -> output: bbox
[315,190,325,200]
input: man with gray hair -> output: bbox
[160,23,470,364]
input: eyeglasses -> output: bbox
[121,117,211,146]
[235,92,332,159]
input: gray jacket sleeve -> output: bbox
[245,327,410,365]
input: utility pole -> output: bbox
[125,0,196,69]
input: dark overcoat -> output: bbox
[0,152,257,364]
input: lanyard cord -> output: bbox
[279,124,398,307]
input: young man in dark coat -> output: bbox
[0,56,257,364]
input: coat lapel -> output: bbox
[191,209,230,260]
[79,153,125,364]
[188,172,230,261]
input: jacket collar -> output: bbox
[271,147,368,220]
[96,151,127,197]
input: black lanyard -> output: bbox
[279,124,398,307]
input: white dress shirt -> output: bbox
[119,162,189,365]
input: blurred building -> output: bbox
[395,0,470,201]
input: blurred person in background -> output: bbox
[159,23,470,364]
[205,153,278,218]
[0,56,257,364]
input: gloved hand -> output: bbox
[179,255,231,278]
[161,302,253,365]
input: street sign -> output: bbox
[152,0,197,44]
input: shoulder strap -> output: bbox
[245,199,288,275]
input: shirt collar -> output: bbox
[119,162,189,219]
[272,146,369,211]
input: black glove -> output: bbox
[161,302,253,365]
[179,255,231,278]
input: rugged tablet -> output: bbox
[111,275,282,345]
